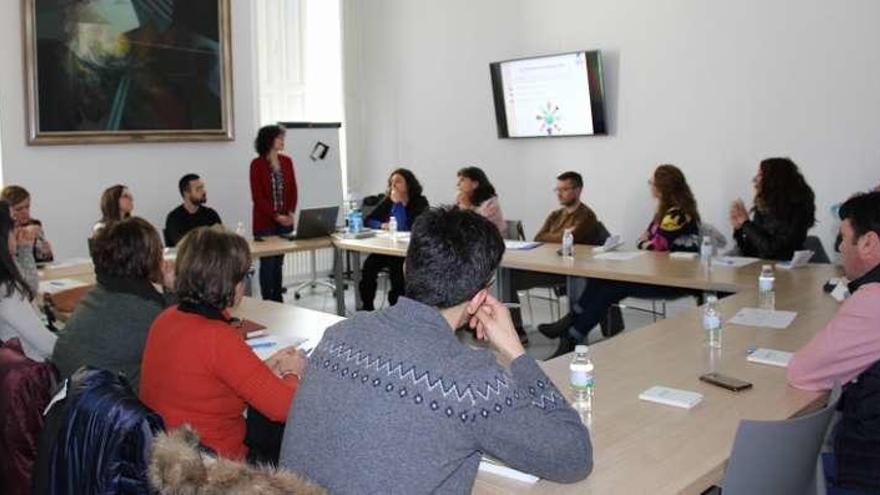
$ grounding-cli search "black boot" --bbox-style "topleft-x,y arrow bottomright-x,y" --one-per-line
548,336 -> 576,359
599,305 -> 625,337
538,313 -> 573,339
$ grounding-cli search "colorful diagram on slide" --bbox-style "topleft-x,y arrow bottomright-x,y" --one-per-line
536,102 -> 562,135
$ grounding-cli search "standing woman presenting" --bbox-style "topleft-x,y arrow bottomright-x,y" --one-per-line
250,125 -> 298,302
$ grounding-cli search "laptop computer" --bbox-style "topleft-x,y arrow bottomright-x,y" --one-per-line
281,206 -> 339,240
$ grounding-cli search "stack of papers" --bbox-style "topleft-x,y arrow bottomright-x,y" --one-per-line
639,386 -> 703,409
747,348 -> 794,367
728,308 -> 798,329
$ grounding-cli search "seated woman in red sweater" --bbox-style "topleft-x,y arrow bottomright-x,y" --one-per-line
140,226 -> 307,461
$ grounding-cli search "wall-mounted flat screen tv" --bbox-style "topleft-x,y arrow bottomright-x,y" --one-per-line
490,51 -> 606,138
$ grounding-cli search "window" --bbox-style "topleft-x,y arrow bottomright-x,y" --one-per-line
253,0 -> 346,186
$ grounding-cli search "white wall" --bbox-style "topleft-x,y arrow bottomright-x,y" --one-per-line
343,0 -> 880,254
0,2 -> 260,259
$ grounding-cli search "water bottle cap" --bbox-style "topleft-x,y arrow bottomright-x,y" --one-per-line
574,345 -> 589,354
762,264 -> 773,270
703,235 -> 711,242
706,294 -> 718,302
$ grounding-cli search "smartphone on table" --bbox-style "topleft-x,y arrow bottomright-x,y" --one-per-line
699,372 -> 753,392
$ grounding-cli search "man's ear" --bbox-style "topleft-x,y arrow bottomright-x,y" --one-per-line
861,231 -> 880,254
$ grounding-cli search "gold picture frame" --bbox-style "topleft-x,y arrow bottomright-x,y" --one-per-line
23,0 -> 234,145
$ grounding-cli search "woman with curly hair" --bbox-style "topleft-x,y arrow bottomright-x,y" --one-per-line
729,157 -> 816,260
359,168 -> 429,310
250,125 -> 298,302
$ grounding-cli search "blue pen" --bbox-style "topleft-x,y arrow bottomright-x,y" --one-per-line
249,342 -> 277,350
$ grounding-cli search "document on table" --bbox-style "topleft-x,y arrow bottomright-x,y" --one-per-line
747,348 -> 794,367
777,250 -> 814,270
378,231 -> 411,242
479,456 -> 539,483
712,256 -> 760,268
503,240 -> 542,250
248,334 -> 308,360
728,308 -> 798,329
39,278 -> 90,295
594,251 -> 644,261
46,257 -> 93,269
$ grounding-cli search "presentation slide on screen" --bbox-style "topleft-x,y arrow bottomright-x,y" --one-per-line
501,52 -> 593,137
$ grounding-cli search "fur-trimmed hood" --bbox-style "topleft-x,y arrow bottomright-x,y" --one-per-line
149,427 -> 325,494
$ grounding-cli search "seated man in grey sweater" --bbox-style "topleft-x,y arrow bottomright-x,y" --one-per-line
280,206 -> 593,493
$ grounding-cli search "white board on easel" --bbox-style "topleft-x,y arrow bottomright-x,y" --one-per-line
279,122 -> 344,225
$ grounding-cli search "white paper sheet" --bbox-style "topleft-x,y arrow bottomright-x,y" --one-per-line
503,240 -> 542,250
479,457 -> 539,483
777,250 -> 814,270
248,334 -> 308,360
712,256 -> 760,268
38,278 -> 90,295
728,307 -> 797,329
46,257 -> 93,269
594,251 -> 644,261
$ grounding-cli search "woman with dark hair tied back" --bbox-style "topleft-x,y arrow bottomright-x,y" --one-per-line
91,184 -> 134,235
456,166 -> 506,232
542,164 -> 703,358
52,217 -> 174,391
140,226 -> 306,462
250,125 -> 298,302
359,168 -> 429,310
0,200 -> 57,362
729,157 -> 816,260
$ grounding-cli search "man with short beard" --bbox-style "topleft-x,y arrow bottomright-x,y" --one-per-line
164,174 -> 223,247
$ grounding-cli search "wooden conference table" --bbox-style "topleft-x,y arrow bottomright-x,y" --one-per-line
333,235 -> 842,494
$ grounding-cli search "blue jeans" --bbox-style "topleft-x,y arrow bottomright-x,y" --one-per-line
255,226 -> 293,302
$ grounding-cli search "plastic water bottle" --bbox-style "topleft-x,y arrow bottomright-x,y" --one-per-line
700,235 -> 713,271
348,208 -> 363,234
388,216 -> 398,240
702,293 -> 722,349
562,228 -> 575,257
758,264 -> 776,310
570,345 -> 594,413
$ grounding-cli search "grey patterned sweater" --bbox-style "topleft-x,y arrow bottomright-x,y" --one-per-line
280,297 -> 592,494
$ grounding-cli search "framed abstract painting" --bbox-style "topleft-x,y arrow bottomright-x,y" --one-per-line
23,0 -> 234,145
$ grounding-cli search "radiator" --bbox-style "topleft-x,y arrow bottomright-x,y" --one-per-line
281,248 -> 335,284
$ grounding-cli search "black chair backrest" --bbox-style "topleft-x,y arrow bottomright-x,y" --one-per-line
803,236 -> 830,264
594,221 -> 611,246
